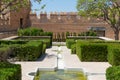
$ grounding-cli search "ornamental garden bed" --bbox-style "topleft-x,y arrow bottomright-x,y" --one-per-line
66,39 -> 120,80
0,40 -> 45,61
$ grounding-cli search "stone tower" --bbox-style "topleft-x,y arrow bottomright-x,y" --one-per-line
0,0 -> 31,32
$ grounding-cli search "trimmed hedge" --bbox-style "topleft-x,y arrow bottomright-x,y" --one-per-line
18,28 -> 43,36
81,44 -> 107,61
75,40 -> 120,63
66,39 -> 76,49
76,40 -> 89,61
11,41 -> 43,61
0,47 -> 11,61
0,40 -> 45,61
18,28 -> 53,47
0,40 -> 28,45
71,44 -> 76,54
42,44 -> 47,54
40,39 -> 51,48
0,62 -> 21,80
76,40 -> 108,62
108,46 -> 120,66
90,41 -> 120,65
106,66 -> 120,80
78,31 -> 97,36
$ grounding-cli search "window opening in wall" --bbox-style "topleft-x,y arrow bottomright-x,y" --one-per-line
20,18 -> 23,29
88,27 -> 106,37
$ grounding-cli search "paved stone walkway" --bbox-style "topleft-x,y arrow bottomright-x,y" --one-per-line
60,46 -> 111,80
15,46 -> 58,80
15,45 -> 111,80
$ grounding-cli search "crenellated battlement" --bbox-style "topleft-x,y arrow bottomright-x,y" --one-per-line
30,12 -> 105,24
29,12 -> 82,23
30,12 -> 78,18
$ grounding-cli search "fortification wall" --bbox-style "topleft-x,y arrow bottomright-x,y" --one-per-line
29,12 -> 115,39
0,1 -> 30,32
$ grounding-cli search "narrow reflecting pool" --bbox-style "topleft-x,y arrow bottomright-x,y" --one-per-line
34,70 -> 87,80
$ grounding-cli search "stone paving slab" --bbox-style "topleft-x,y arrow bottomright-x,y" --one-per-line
88,75 -> 106,80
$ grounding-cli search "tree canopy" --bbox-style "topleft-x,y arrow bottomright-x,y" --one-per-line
0,0 -> 43,16
77,0 -> 120,40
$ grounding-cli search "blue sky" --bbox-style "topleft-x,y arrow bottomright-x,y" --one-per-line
31,0 -> 77,14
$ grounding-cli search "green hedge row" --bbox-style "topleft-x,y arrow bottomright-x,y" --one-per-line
11,41 -> 43,61
66,39 -> 120,79
108,44 -> 120,66
0,47 -> 11,61
81,44 -> 107,61
89,41 -> 120,65
71,44 -> 76,54
0,40 -> 28,45
18,28 -> 43,36
78,30 -> 97,36
106,43 -> 120,80
40,39 -> 51,48
66,39 -> 76,49
71,40 -> 120,63
18,28 -> 53,47
0,40 -> 45,61
106,66 -> 120,80
0,62 -> 21,80
17,27 -> 53,39
76,40 -> 108,62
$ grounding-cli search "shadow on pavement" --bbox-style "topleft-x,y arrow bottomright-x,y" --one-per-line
36,53 -> 57,61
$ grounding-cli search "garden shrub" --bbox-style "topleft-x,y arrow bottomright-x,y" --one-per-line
40,39 -> 51,48
81,44 -> 107,61
76,40 -> 120,62
76,40 -> 108,61
66,39 -> 76,49
42,44 -> 46,54
66,32 -> 70,38
17,28 -> 53,47
78,30 -> 97,36
108,44 -> 120,66
76,40 -> 89,61
0,62 -> 21,80
18,27 -> 53,37
0,47 -> 11,61
106,66 -> 120,80
18,28 -> 43,36
71,44 -> 76,54
0,40 -> 45,61
11,41 -> 43,61
0,40 -> 28,45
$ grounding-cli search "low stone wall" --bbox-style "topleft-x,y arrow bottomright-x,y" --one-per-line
0,32 -> 17,39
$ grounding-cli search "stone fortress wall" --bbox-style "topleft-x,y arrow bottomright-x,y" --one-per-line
30,12 -> 114,39
0,8 -> 116,39
0,0 -> 120,39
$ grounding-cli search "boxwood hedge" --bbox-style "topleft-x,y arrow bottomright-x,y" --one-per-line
76,41 -> 108,61
0,47 -> 11,61
71,44 -> 76,54
106,66 -> 120,80
66,39 -> 76,49
0,62 -> 21,80
11,41 -> 43,61
0,40 -> 45,61
17,28 -> 53,47
108,45 -> 120,66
